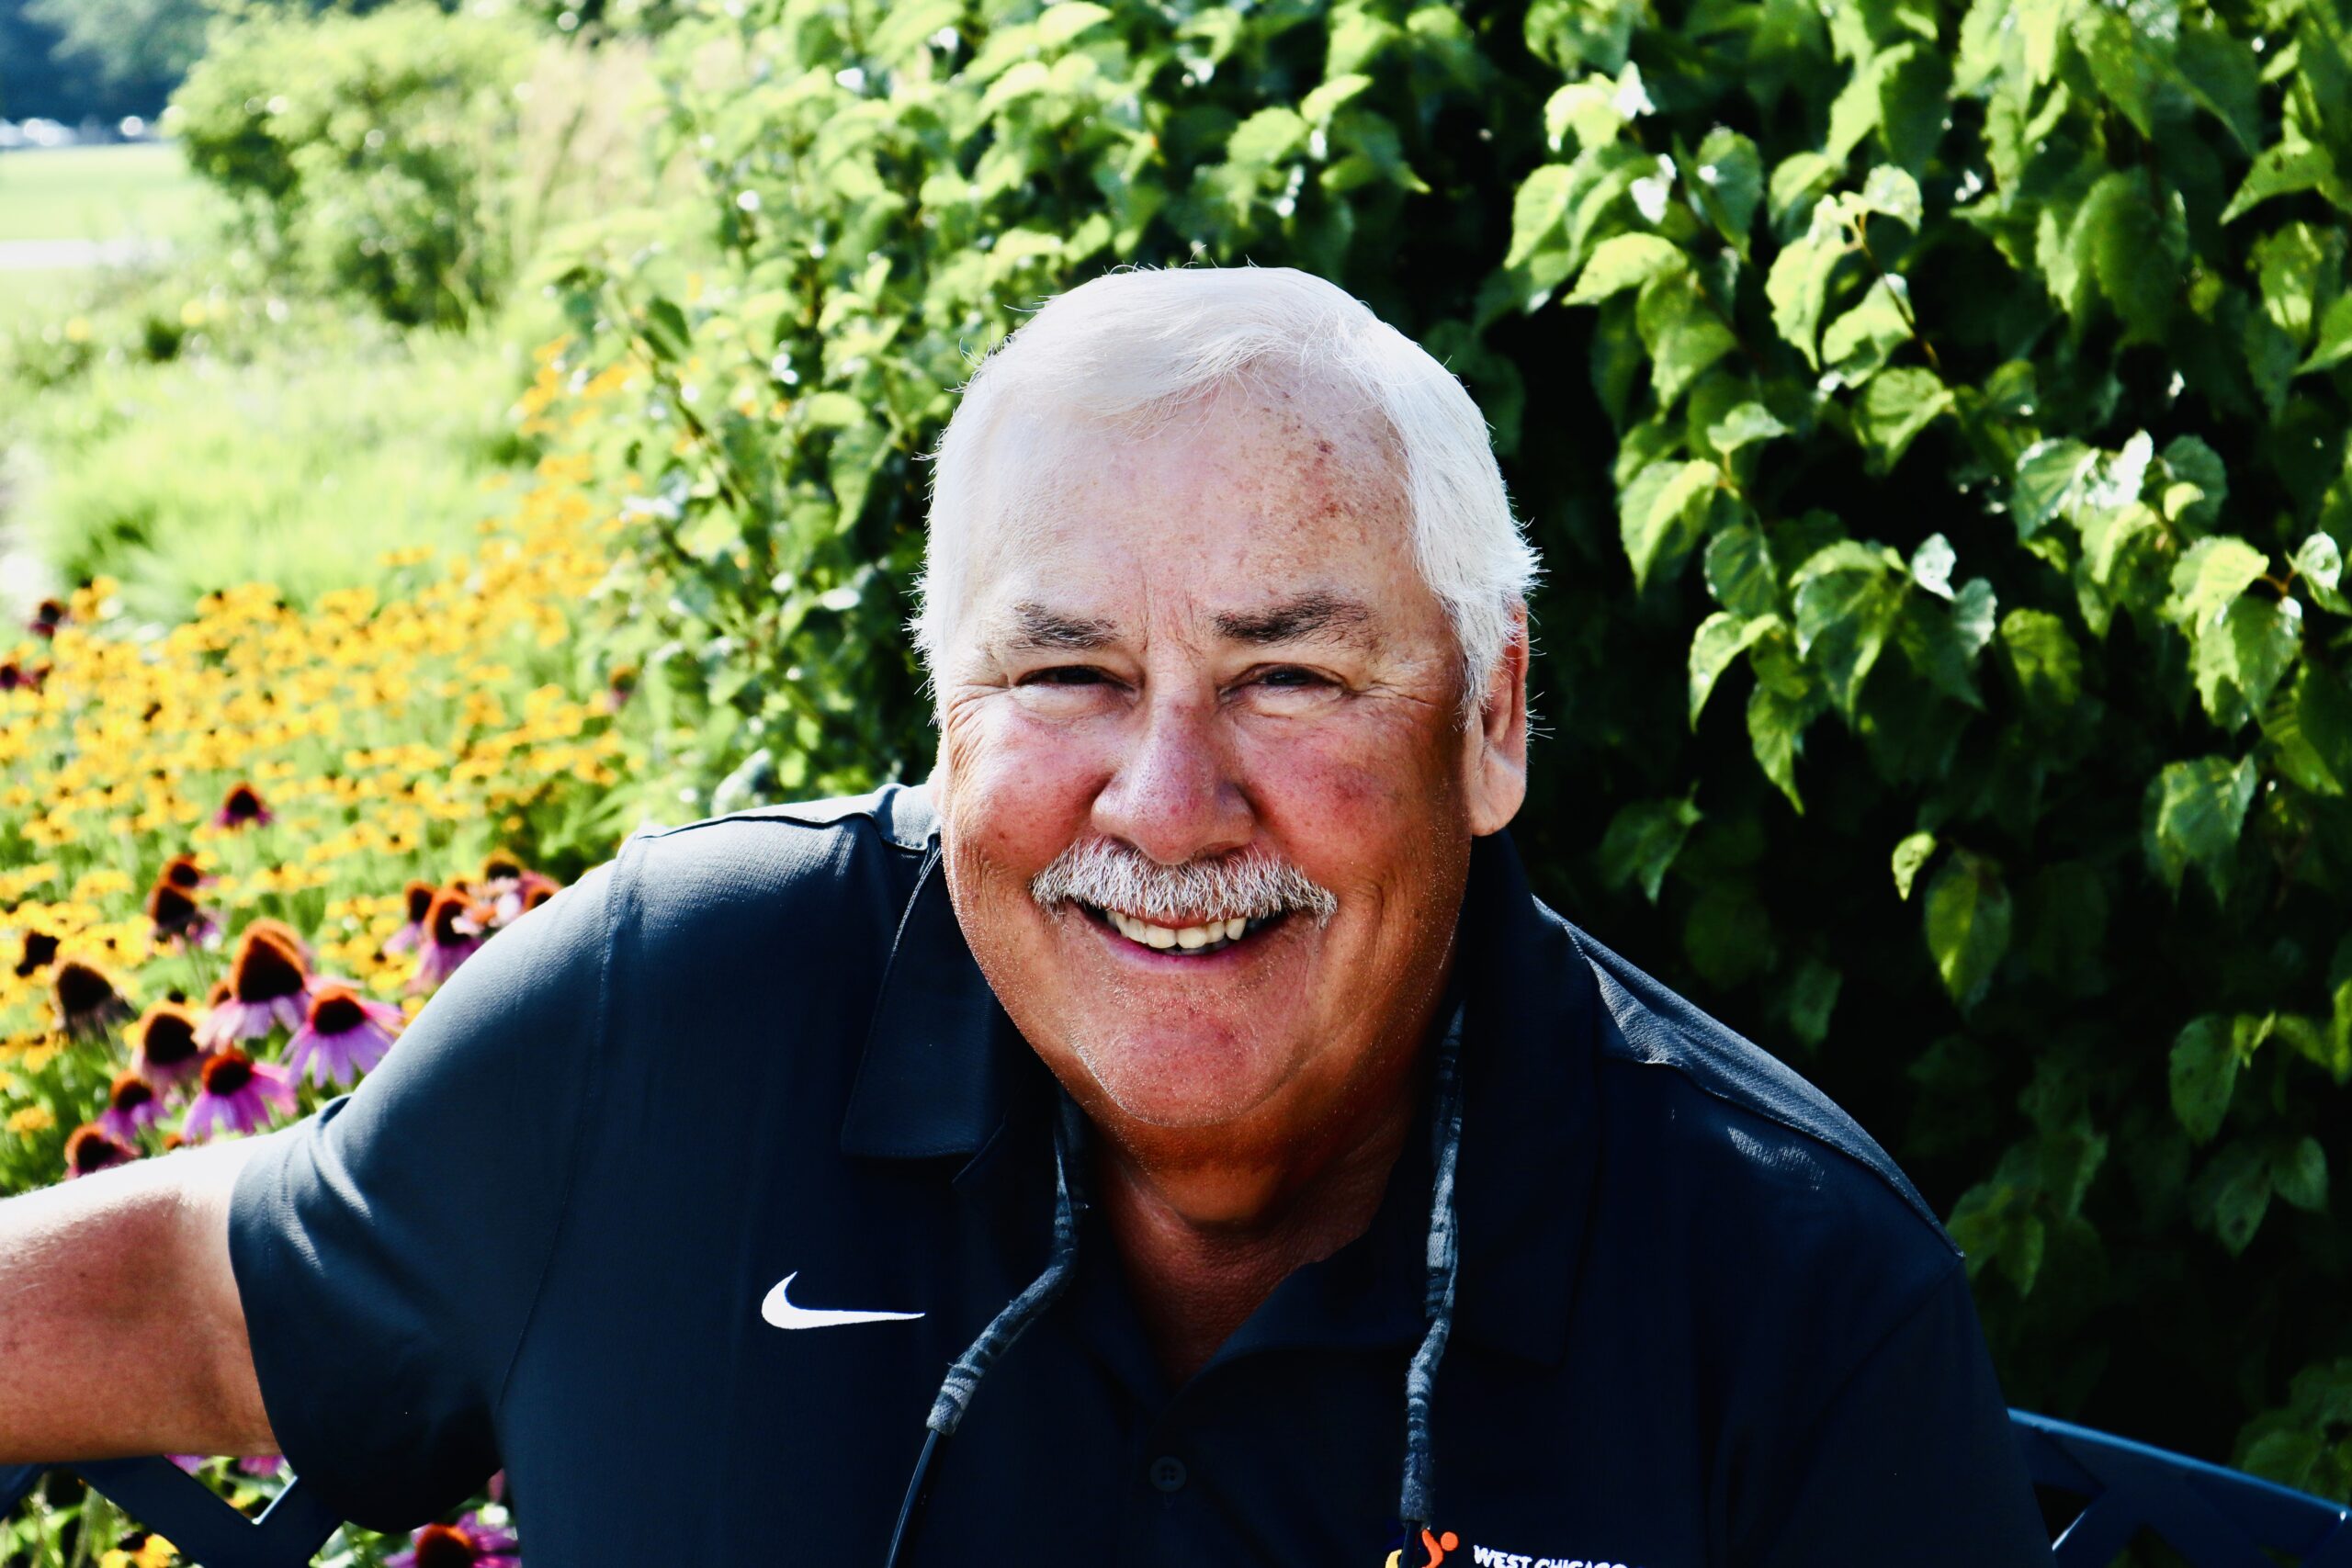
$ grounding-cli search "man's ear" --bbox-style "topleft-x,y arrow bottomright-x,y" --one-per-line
1465,608 -> 1530,837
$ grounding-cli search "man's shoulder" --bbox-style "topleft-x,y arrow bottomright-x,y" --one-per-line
612,783 -> 935,910
1567,919 -> 1959,1269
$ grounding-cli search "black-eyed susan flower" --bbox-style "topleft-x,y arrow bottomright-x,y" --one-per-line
284,985 -> 403,1088
54,960 -> 134,1040
212,781 -> 273,829
385,879 -> 437,953
197,929 -> 314,1047
411,889 -> 488,992
385,1513 -> 518,1568
182,1048 -> 295,1142
28,597 -> 63,638
145,877 -> 219,948
0,657 -> 40,693
12,929 -> 58,977
63,1123 -> 138,1179
159,853 -> 210,891
132,1003 -> 209,1089
99,1070 -> 164,1142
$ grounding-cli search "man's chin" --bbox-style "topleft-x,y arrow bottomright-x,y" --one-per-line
1065,1023 -> 1296,1133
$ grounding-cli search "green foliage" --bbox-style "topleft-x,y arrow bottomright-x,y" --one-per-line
168,4 -> 540,326
537,0 -> 2352,1481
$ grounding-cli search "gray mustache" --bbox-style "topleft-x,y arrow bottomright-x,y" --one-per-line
1029,839 -> 1339,926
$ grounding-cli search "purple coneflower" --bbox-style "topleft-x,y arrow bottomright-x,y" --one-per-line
386,1513 -> 519,1568
28,597 -> 63,639
601,663 -> 637,714
63,1123 -> 137,1179
132,1003 -> 209,1088
54,960 -> 133,1040
385,880 -> 437,953
284,985 -> 403,1087
99,1070 -> 164,1142
197,929 -> 312,1046
0,658 -> 40,693
146,877 -> 219,948
410,890 -> 487,992
492,870 -> 560,927
160,853 -> 210,891
12,929 -> 58,978
214,781 -> 273,829
182,1048 -> 296,1141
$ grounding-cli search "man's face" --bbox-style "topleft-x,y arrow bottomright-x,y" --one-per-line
932,377 -> 1525,1145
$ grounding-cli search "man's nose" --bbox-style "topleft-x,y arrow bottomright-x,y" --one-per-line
1091,687 -> 1253,865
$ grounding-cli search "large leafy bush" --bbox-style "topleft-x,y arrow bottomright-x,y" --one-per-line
548,0 -> 2352,1489
170,3 -> 543,326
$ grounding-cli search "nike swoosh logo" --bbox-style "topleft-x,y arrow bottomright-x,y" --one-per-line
760,1272 -> 925,1330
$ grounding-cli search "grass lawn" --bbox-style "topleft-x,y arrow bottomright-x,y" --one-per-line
0,142 -> 220,244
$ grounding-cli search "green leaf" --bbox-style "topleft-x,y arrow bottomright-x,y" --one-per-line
2073,6 -> 2158,139
1619,459 -> 1716,590
1747,642 -> 1828,812
1852,164 -> 1923,229
1300,72 -> 1374,127
1766,202 -> 1847,368
2170,1014 -> 2244,1145
798,391 -> 867,428
2145,754 -> 2262,897
2295,536 -> 2352,615
2273,1137 -> 2330,1213
1689,610 -> 1781,727
1599,794 -> 1703,902
1035,1 -> 1114,48
1892,830 -> 1938,899
2080,171 -> 2183,338
1683,883 -> 1777,989
2223,140 -> 2344,224
1227,107 -> 1308,167
2266,663 -> 2352,795
1852,367 -> 1951,473
2168,536 -> 2271,627
1909,534 -> 1957,599
1542,75 -> 1624,153
2174,21 -> 2262,152
1793,548 -> 1906,714
1783,958 -> 1842,1047
1705,402 -> 1790,457
1505,164 -> 1577,270
2192,597 -> 2305,730
1704,525 -> 1781,620
2202,1141 -> 2275,1255
1923,850 -> 2012,1011
1566,232 -> 1688,306
1636,273 -> 1738,410
1690,127 -> 1763,248
2012,439 -> 2098,538
1821,278 -> 1914,381
2301,295 -> 2352,377
640,296 -> 692,362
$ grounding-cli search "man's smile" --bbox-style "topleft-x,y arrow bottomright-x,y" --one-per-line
1072,901 -> 1291,956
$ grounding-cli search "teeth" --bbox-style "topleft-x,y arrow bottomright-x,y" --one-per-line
1101,907 -> 1261,952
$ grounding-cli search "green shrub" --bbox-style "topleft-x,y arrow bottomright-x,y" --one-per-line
169,2 -> 539,326
548,0 -> 2352,1483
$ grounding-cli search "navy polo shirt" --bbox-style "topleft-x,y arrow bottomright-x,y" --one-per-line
228,784 -> 2052,1565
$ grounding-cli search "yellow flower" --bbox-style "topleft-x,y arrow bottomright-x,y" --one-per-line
7,1104 -> 55,1135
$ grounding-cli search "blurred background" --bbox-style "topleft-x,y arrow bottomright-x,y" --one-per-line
3,0 -> 2349,1562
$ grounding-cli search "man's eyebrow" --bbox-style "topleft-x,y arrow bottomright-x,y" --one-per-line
1000,603 -> 1121,651
1212,592 -> 1376,647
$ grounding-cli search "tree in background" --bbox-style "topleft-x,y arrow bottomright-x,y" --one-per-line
23,0 -> 209,96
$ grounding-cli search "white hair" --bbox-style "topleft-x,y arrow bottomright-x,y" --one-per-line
911,265 -> 1539,708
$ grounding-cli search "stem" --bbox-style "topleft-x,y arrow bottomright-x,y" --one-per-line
1852,213 -> 1944,376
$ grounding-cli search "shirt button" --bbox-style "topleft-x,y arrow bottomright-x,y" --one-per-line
1148,1455 -> 1188,1493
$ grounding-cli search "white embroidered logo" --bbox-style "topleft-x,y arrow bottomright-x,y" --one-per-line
760,1272 -> 925,1330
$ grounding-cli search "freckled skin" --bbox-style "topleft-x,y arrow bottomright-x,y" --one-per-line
932,375 -> 1529,1381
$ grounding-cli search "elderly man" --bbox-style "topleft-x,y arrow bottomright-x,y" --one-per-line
1,268 -> 2050,1565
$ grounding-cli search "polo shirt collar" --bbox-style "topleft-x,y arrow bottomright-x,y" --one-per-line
836,797 -> 1600,1368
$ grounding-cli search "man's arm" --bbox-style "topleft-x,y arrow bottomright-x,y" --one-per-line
0,1135 -> 277,1464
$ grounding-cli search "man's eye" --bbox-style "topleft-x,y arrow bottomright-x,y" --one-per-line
1255,667 -> 1330,689
1020,667 -> 1109,687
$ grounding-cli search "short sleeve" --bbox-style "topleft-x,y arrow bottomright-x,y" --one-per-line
1747,1260 -> 2053,1566
227,853 -> 623,1531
